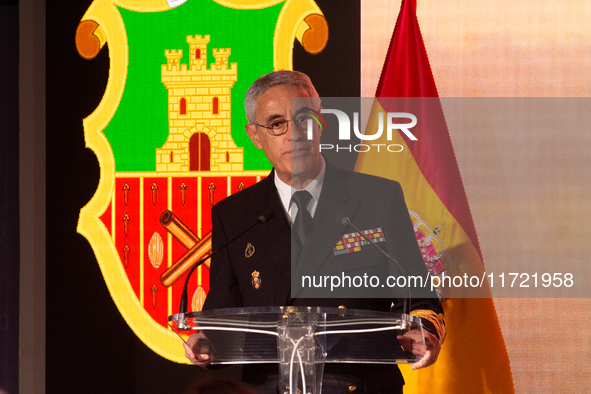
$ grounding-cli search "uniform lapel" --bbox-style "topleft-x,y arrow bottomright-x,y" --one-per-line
240,172 -> 293,304
264,178 -> 294,305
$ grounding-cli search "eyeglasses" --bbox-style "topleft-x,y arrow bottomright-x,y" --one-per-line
254,113 -> 315,136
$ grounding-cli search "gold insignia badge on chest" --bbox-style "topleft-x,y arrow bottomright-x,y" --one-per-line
245,242 -> 255,258
251,270 -> 261,289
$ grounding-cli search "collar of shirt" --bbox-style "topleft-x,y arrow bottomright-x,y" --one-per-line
274,157 -> 326,223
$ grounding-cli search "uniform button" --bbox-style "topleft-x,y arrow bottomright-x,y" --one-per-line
338,305 -> 346,309
348,385 -> 357,392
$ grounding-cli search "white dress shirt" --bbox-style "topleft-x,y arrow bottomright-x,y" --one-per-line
274,157 -> 326,224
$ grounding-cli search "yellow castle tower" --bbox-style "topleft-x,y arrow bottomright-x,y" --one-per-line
157,35 -> 243,172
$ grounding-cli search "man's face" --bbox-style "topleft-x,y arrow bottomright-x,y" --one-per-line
245,85 -> 322,188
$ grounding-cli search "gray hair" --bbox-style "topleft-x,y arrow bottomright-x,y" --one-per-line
244,70 -> 320,124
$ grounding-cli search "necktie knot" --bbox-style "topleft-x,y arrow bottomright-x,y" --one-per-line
292,190 -> 313,211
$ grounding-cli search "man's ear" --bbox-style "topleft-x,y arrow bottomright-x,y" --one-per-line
245,124 -> 263,150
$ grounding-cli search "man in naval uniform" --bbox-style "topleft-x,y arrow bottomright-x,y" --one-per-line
184,70 -> 445,393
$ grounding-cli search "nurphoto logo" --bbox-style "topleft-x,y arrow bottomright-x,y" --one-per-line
306,107 -> 418,153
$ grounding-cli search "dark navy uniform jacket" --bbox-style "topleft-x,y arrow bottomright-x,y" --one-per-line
204,161 -> 443,393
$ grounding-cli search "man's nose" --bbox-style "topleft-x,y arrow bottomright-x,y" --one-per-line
290,119 -> 305,140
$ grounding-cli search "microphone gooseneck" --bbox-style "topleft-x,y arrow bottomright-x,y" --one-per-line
339,214 -> 411,316
179,211 -> 275,315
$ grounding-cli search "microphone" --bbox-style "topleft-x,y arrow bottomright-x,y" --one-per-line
178,211 -> 275,316
336,212 -> 411,317
255,211 -> 275,224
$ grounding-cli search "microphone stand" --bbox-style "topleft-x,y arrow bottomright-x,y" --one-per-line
179,211 -> 275,316
340,216 -> 411,324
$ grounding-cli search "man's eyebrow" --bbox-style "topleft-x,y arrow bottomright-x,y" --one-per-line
264,114 -> 285,123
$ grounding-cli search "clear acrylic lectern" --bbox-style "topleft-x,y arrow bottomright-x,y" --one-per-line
169,306 -> 425,394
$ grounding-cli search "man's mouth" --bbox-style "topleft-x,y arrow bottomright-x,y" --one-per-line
289,144 -> 312,156
289,148 -> 311,158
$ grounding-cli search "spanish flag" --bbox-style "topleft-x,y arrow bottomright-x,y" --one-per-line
355,1 -> 515,392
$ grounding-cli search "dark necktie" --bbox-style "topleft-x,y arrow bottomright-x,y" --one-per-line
291,190 -> 314,246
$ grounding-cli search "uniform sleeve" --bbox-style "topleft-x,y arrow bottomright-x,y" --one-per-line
384,181 -> 446,341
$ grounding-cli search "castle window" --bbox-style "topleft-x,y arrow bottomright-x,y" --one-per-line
195,48 -> 201,59
212,97 -> 219,115
226,151 -> 229,162
180,98 -> 186,115
170,151 -> 173,163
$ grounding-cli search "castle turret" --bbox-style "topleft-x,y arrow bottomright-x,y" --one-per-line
211,48 -> 231,70
187,35 -> 210,71
164,49 -> 183,71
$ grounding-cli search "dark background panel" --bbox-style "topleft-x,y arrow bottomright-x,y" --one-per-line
0,3 -> 20,394
46,1 -> 360,393
294,0 -> 361,97
46,1 -> 137,392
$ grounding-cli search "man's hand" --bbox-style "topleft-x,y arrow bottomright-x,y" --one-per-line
183,332 -> 214,367
397,329 -> 441,370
